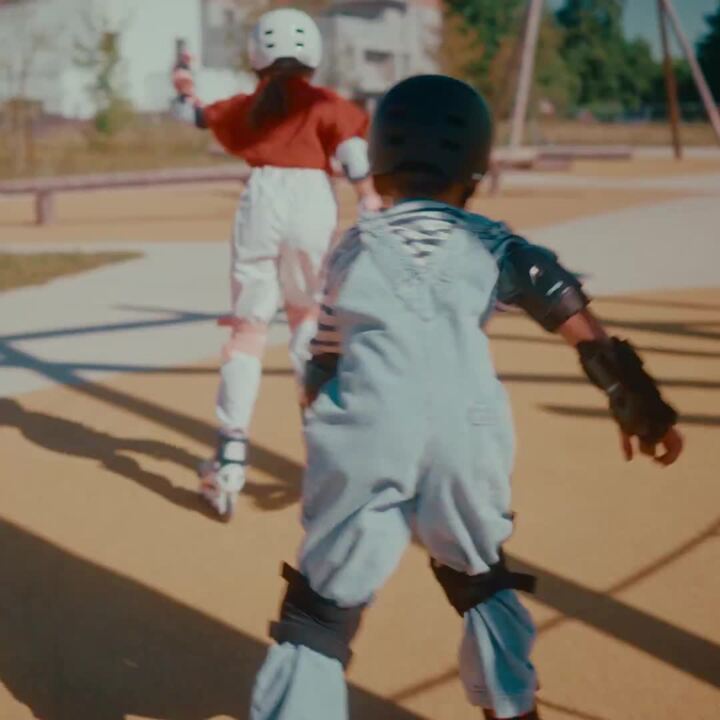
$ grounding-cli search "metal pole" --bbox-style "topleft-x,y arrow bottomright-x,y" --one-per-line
509,0 -> 544,151
657,0 -> 682,159
498,2 -> 530,123
660,0 -> 720,144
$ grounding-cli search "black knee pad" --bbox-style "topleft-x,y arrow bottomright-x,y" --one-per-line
269,563 -> 365,668
431,551 -> 536,616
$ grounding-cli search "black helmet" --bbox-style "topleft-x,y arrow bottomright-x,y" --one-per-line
369,75 -> 493,183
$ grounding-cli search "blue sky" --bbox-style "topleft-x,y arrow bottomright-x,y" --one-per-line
547,0 -> 718,56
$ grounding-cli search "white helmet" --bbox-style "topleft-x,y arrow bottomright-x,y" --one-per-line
248,8 -> 322,72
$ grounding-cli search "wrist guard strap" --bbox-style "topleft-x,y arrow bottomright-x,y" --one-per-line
577,338 -> 677,444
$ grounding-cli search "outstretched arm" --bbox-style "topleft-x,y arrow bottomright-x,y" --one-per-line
334,137 -> 382,212
556,309 -> 682,465
498,242 -> 682,466
171,66 -> 207,128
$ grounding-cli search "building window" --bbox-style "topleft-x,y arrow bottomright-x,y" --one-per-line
364,49 -> 396,84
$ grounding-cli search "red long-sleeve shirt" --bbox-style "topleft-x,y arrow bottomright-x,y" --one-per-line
203,76 -> 369,175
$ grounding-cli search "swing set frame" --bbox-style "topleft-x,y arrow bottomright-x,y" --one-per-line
507,0 -> 720,159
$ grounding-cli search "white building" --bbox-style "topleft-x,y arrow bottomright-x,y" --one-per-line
0,0 -> 441,119
317,0 -> 442,105
0,0 -> 254,119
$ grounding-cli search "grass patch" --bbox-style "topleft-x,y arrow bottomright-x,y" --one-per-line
0,251 -> 142,291
524,119 -> 716,147
0,121 -> 231,180
0,117 -> 715,181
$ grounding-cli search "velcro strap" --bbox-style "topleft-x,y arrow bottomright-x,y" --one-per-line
269,620 -> 353,667
431,555 -> 537,617
269,564 -> 364,668
578,338 -> 677,444
216,435 -> 247,465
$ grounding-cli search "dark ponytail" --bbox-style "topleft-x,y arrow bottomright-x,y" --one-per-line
248,59 -> 313,129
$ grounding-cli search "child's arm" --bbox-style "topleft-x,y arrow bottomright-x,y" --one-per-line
498,240 -> 682,466
334,137 -> 382,211
556,309 -> 682,465
322,96 -> 382,211
171,67 -> 207,128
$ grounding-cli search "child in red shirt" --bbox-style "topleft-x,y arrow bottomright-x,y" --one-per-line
173,8 -> 380,519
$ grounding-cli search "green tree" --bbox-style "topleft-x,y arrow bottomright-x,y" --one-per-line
443,0 -> 525,102
556,0 -> 627,109
647,58 -> 703,118
556,0 -> 660,115
0,4 -> 55,174
697,1 -> 720,99
442,1 -> 577,115
73,9 -> 133,136
533,11 -> 581,115
617,37 -> 658,112
436,10 -> 482,82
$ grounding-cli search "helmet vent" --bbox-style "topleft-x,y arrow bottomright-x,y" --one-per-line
296,42 -> 305,47
264,29 -> 274,35
266,42 -> 276,48
295,27 -> 305,33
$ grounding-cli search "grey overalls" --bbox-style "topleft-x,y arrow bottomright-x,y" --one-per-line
252,202 -> 538,719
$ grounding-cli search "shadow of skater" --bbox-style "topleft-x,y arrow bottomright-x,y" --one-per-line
0,398 -> 212,517
0,517 -> 423,720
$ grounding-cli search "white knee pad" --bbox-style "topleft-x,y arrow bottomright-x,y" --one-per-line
335,137 -> 370,181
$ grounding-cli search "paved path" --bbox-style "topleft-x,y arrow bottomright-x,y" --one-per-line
530,195 -> 720,295
505,171 -> 720,193
1,180 -> 719,720
0,243 -> 284,397
2,188 -> 720,398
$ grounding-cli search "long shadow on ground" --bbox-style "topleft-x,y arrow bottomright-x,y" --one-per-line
0,517 -> 423,720
3,304 -> 719,706
4,359 -> 719,688
544,404 -> 720,428
0,398 -> 211,517
0,343 -> 302,513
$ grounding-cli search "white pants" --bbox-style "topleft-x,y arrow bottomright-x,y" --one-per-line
216,167 -> 338,436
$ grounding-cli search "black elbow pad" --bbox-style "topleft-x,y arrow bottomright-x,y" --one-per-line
502,244 -> 589,331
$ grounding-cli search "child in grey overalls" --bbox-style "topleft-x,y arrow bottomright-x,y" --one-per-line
250,75 -> 683,720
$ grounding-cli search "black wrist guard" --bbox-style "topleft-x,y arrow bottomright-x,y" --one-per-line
577,338 -> 677,444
